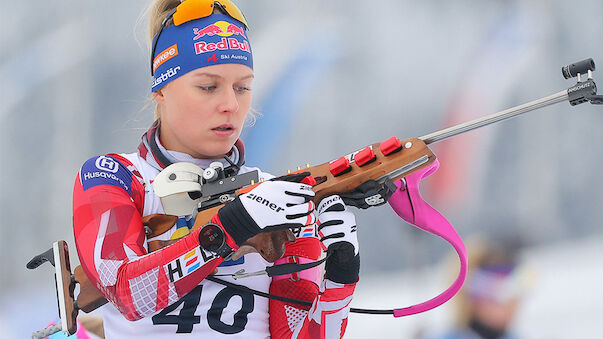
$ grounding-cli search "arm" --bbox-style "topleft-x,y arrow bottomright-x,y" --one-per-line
270,195 -> 359,339
74,155 -> 316,321
73,155 -> 228,321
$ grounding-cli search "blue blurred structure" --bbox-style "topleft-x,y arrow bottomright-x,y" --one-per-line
242,30 -> 339,168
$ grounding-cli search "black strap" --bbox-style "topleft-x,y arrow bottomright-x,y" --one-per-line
206,276 -> 312,306
212,254 -> 329,279
148,127 -> 173,169
207,271 -> 394,315
265,256 -> 327,277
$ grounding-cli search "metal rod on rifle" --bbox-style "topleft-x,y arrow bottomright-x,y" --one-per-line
31,322 -> 62,339
419,89 -> 569,145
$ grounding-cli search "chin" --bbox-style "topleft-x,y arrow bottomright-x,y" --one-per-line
197,142 -> 236,158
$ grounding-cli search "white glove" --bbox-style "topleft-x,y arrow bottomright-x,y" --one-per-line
317,195 -> 358,255
218,181 -> 315,245
316,195 -> 360,284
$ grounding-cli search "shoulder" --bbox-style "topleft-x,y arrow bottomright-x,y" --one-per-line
78,153 -> 142,195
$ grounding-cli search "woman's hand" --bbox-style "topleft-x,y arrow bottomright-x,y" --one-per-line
217,180 -> 315,246
316,195 -> 360,284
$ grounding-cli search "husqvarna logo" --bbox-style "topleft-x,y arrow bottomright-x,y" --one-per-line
95,156 -> 119,173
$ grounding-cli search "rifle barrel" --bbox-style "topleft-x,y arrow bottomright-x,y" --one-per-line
419,89 -> 569,145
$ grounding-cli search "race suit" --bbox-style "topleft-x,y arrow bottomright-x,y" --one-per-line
72,128 -> 356,338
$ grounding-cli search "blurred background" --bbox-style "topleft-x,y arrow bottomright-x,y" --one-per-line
1,0 -> 602,338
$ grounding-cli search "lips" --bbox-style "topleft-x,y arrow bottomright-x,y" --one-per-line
211,124 -> 236,137
212,124 -> 234,131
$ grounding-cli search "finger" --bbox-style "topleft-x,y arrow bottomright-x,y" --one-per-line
285,190 -> 314,203
258,181 -> 313,205
320,232 -> 345,243
285,206 -> 316,227
270,171 -> 311,183
262,223 -> 307,233
287,212 -> 316,228
270,181 -> 314,195
284,183 -> 315,198
317,219 -> 343,232
317,195 -> 345,215
318,210 -> 355,226
286,201 -> 315,219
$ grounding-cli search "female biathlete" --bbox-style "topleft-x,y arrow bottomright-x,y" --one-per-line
72,0 -> 360,338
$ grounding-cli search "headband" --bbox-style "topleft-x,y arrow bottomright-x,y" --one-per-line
151,13 -> 253,92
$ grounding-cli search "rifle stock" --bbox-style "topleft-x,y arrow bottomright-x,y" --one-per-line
54,241 -> 78,335
308,137 -> 434,202
74,265 -> 107,313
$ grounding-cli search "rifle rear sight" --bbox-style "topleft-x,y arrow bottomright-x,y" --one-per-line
563,58 -> 603,105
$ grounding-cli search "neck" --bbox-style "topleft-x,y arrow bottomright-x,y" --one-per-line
157,127 -> 227,160
139,121 -> 243,173
156,130 -> 239,170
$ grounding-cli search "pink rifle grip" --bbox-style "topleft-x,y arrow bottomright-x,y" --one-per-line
387,159 -> 468,317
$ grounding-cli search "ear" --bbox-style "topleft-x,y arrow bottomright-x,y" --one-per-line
152,90 -> 165,105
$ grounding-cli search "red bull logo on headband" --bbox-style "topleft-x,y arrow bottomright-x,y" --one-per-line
193,20 -> 247,40
193,21 -> 250,55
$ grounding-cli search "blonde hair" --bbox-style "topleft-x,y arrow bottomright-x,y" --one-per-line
145,0 -> 259,125
147,0 -> 180,121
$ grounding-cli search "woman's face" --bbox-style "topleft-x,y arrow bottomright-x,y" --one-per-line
154,64 -> 253,158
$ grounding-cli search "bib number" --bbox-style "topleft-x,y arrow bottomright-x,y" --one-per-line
208,287 -> 254,334
152,285 -> 254,334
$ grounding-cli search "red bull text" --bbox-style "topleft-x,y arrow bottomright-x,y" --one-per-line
194,38 -> 250,54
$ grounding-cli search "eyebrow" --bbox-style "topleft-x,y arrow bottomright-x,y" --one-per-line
193,72 -> 254,80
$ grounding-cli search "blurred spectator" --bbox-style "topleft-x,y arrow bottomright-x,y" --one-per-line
39,316 -> 104,339
428,237 -> 533,339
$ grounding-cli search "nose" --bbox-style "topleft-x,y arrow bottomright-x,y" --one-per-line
218,87 -> 240,114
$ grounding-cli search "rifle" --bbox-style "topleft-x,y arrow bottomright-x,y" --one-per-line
28,58 -> 602,338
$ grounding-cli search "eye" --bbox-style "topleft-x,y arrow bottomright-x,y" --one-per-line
235,85 -> 251,93
199,85 -> 217,92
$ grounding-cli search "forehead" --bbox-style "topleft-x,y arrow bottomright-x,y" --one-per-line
187,64 -> 254,80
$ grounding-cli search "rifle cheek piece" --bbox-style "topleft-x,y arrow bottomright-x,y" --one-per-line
153,162 -> 204,216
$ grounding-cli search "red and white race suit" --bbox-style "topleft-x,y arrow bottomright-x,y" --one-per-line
73,142 -> 356,338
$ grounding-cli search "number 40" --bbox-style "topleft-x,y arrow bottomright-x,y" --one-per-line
152,285 -> 254,334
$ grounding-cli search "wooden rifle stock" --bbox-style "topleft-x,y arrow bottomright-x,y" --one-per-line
55,241 -> 78,335
308,137 -> 434,202
192,137 -> 434,227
